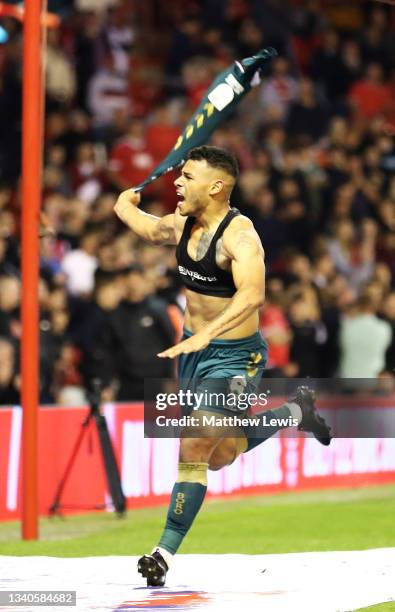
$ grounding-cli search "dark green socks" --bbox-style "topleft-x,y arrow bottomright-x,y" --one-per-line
158,462 -> 208,555
243,403 -> 302,451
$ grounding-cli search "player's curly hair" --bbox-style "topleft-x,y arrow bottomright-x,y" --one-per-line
187,145 -> 239,179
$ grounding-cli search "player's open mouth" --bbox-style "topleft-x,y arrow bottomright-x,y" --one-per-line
176,191 -> 185,206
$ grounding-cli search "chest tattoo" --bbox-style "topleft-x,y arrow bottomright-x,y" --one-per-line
215,237 -> 223,260
195,231 -> 214,260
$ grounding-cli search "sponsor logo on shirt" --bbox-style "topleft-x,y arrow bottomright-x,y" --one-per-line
178,265 -> 217,283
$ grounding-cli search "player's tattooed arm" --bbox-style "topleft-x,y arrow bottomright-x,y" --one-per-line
202,222 -> 265,338
154,215 -> 177,245
114,189 -> 182,245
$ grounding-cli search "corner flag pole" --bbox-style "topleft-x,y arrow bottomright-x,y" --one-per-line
21,0 -> 43,540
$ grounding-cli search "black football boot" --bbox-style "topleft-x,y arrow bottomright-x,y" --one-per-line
291,385 -> 332,446
137,549 -> 168,587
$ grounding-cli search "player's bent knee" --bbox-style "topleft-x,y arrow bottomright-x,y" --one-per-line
208,449 -> 236,470
208,436 -> 248,470
208,459 -> 227,471
179,437 -> 218,463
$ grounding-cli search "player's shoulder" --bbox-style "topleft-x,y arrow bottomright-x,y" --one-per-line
228,212 -> 255,232
223,211 -> 263,254
224,212 -> 258,242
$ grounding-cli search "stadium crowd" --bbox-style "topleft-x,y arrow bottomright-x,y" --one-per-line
0,0 -> 395,405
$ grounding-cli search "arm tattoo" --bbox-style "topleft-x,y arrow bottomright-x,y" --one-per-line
157,219 -> 174,243
235,232 -> 256,249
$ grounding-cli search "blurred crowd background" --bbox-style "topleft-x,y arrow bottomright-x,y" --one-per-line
0,0 -> 395,405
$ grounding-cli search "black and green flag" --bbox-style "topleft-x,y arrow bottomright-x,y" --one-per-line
135,47 -> 277,192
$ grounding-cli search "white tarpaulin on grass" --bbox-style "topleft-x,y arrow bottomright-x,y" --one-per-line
1,550 -> 394,611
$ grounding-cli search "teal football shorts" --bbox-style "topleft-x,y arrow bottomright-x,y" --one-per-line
178,328 -> 268,420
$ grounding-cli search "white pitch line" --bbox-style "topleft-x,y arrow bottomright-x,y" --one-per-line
0,550 -> 394,611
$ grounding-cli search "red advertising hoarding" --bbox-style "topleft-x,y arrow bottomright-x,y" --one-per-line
1,400 -> 395,521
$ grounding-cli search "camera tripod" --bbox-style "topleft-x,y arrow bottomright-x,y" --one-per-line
49,380 -> 126,517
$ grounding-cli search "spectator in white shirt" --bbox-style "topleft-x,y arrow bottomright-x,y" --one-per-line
260,56 -> 299,122
61,229 -> 101,296
87,54 -> 130,128
340,292 -> 392,378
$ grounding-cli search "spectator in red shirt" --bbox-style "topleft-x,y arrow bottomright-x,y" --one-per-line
146,102 -> 181,163
348,63 -> 392,120
182,57 -> 214,109
108,117 -> 156,192
259,278 -> 292,374
146,102 -> 182,211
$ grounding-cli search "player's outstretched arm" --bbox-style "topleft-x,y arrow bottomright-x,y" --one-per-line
114,189 -> 177,246
158,218 -> 265,358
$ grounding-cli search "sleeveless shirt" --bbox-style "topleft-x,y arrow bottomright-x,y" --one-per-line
175,207 -> 240,297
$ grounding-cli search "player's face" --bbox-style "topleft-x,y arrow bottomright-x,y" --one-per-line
174,159 -> 216,216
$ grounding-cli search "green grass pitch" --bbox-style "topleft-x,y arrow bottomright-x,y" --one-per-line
0,484 -> 394,611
